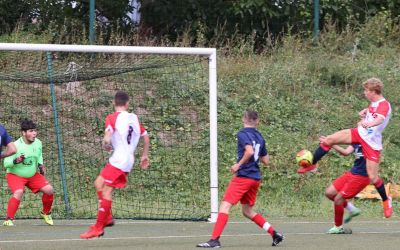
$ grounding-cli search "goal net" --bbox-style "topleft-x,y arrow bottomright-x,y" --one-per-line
0,44 -> 218,221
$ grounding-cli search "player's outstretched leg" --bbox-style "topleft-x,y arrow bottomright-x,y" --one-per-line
297,143 -> 331,174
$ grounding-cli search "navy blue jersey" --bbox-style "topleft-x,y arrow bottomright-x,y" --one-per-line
0,125 -> 13,154
350,144 -> 367,177
236,127 -> 268,180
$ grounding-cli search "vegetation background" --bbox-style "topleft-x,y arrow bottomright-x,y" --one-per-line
0,0 -> 399,219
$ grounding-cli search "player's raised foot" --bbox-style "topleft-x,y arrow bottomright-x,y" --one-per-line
80,225 -> 104,239
3,219 -> 14,227
326,226 -> 352,234
383,196 -> 393,218
344,207 -> 361,224
41,211 -> 54,226
297,164 -> 317,174
272,232 -> 284,246
196,239 -> 221,248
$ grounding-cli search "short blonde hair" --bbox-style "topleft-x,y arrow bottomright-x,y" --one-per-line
363,78 -> 383,94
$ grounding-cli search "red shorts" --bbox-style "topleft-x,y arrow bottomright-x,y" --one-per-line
350,128 -> 380,163
332,171 -> 370,199
223,176 -> 260,206
100,163 -> 128,188
6,173 -> 50,193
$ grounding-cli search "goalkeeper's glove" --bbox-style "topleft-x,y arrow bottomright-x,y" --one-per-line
38,164 -> 46,175
13,154 -> 25,164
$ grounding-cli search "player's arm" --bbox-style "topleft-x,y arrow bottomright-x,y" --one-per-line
0,141 -> 17,159
360,115 -> 384,128
331,145 -> 354,156
140,134 -> 150,169
359,108 -> 368,119
230,144 -> 253,173
37,141 -> 46,175
3,154 -> 16,168
102,130 -> 113,151
260,154 -> 270,166
3,146 -> 24,169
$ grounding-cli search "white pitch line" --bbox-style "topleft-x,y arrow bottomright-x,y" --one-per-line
30,219 -> 400,227
1,231 -> 400,244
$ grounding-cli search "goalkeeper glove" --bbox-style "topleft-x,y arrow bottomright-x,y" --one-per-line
38,164 -> 46,175
13,154 -> 25,164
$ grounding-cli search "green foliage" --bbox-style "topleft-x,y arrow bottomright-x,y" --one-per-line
217,30 -> 400,217
2,0 -> 400,52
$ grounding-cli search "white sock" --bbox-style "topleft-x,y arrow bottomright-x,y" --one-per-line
345,202 -> 356,213
263,222 -> 271,232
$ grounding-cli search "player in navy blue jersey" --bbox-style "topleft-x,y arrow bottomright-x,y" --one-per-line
0,124 -> 17,159
197,111 -> 284,248
323,144 -> 372,233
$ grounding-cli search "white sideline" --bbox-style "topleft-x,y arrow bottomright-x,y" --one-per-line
25,219 -> 400,226
1,231 -> 400,244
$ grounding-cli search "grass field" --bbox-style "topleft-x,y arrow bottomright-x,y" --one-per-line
1,217 -> 400,250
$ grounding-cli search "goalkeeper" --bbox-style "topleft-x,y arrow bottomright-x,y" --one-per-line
3,119 -> 54,226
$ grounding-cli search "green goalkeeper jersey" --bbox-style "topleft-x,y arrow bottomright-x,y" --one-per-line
4,137 -> 43,178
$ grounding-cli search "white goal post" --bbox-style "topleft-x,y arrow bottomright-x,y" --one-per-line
0,43 -> 219,222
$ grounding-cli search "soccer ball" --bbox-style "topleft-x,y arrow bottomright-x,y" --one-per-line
296,149 -> 313,167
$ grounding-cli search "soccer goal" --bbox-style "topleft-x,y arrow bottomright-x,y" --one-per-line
0,43 -> 218,222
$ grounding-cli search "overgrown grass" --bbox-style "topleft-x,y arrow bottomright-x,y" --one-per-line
217,30 -> 400,218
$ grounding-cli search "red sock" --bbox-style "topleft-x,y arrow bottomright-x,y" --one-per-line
94,199 -> 112,229
320,143 -> 331,151
7,197 -> 20,219
211,213 -> 229,240
334,204 -> 344,227
252,213 -> 275,236
97,191 -> 103,202
42,194 -> 54,215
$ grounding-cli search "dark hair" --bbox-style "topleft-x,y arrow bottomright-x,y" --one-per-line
114,91 -> 130,106
243,110 -> 259,122
21,119 -> 37,131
